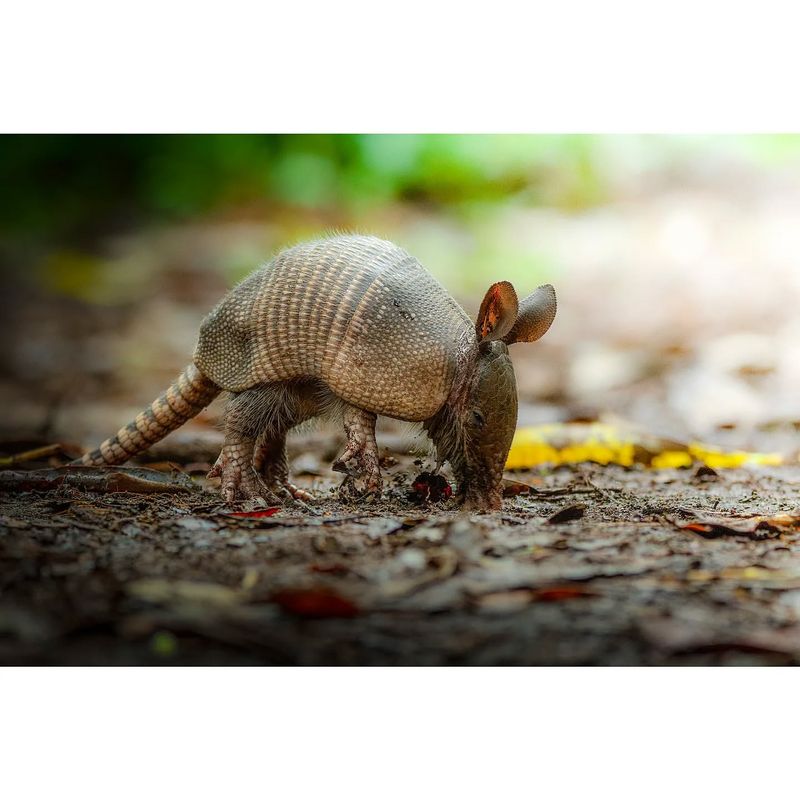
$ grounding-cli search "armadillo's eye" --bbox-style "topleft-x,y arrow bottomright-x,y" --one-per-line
471,409 -> 486,428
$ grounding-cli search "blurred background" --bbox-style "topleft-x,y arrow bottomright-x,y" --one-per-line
1,134 -> 799,457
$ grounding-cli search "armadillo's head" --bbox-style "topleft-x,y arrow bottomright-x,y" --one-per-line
458,339 -> 519,510
432,280 -> 557,512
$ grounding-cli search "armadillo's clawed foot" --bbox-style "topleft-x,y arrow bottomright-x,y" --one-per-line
221,465 -> 278,504
363,466 -> 383,496
336,475 -> 361,502
253,440 -> 314,505
212,443 -> 278,504
333,458 -> 383,500
336,472 -> 382,502
332,456 -> 360,479
333,406 -> 383,500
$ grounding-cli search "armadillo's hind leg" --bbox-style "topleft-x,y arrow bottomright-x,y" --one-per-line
251,379 -> 324,503
333,406 -> 382,499
211,391 -> 276,505
253,432 -> 314,504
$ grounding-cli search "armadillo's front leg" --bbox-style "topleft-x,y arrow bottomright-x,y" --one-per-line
253,432 -> 314,503
333,406 -> 382,498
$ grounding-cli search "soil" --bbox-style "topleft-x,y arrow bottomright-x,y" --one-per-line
3,440 -> 800,666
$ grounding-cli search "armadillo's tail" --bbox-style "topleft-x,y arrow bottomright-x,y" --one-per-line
76,364 -> 221,466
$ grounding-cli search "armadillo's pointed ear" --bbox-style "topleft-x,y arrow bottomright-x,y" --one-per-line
475,281 -> 518,342
503,284 -> 557,345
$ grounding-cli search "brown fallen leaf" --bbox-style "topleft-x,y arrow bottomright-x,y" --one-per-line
502,478 -> 600,499
693,465 -> 719,481
547,503 -> 586,524
0,466 -> 197,494
502,478 -> 536,497
271,588 -> 359,618
677,513 -> 800,540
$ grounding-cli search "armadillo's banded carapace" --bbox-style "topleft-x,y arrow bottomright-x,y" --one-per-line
193,235 -> 472,422
79,364 -> 220,466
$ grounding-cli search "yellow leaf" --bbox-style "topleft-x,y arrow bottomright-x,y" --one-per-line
505,423 -> 784,471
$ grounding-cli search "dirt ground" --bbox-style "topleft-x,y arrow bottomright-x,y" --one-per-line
3,433 -> 800,665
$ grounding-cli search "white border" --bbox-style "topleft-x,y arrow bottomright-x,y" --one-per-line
3,1 -> 800,132
3,667 -> 798,799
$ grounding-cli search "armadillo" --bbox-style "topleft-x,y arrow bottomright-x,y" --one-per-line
79,234 -> 556,510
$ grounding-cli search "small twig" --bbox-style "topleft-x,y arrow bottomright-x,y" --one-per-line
0,444 -> 63,468
580,474 -> 621,501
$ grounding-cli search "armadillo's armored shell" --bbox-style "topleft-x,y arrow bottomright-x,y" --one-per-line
194,235 -> 471,421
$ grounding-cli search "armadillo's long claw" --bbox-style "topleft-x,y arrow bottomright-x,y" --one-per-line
332,456 -> 360,478
214,438 -> 277,504
333,406 -> 383,498
252,432 -> 315,507
207,453 -> 224,479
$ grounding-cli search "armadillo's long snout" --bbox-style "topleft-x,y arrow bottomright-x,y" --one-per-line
458,458 -> 506,512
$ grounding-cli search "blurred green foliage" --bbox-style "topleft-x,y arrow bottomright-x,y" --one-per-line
3,134 -> 800,250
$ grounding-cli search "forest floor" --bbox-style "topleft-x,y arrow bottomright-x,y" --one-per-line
3,436 -> 800,666
3,179 -> 800,665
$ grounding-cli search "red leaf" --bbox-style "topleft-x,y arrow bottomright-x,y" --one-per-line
228,507 -> 281,518
271,588 -> 359,618
533,585 -> 594,602
682,523 -> 713,533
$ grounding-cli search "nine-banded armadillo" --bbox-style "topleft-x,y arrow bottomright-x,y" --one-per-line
79,234 -> 556,510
